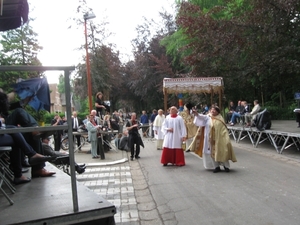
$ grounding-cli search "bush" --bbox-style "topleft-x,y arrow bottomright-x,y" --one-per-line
262,102 -> 296,120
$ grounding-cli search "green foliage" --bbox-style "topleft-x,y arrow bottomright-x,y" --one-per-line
263,101 -> 297,120
81,98 -> 89,114
25,106 -> 49,122
167,0 -> 300,111
57,74 -> 66,94
178,0 -> 225,11
0,19 -> 43,91
261,106 -> 291,121
161,28 -> 192,68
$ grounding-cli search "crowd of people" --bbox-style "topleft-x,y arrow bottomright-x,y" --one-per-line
0,89 -> 96,185
225,100 -> 262,127
46,96 -> 266,175
0,91 -> 58,184
76,98 -> 239,173
0,84 -> 243,188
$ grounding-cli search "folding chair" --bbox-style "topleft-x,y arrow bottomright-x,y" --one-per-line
0,146 -> 15,205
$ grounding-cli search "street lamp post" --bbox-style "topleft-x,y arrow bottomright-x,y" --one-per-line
84,12 -> 96,112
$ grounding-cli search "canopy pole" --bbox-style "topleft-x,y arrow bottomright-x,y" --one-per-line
164,91 -> 168,115
210,87 -> 213,106
219,89 -> 222,109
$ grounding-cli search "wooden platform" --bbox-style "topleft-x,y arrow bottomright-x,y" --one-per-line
227,120 -> 300,154
0,163 -> 116,225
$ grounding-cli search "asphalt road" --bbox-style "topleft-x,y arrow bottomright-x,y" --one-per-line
133,139 -> 300,225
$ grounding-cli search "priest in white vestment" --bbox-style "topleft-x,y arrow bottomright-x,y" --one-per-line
153,109 -> 165,150
193,106 -> 237,172
161,106 -> 186,166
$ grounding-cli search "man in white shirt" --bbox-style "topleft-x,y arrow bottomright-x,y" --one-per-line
72,111 -> 83,150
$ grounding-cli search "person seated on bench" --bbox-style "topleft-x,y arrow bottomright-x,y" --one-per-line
229,101 -> 250,126
245,100 -> 261,127
41,137 -> 86,174
226,101 -> 236,123
0,91 -> 56,178
0,126 -> 56,185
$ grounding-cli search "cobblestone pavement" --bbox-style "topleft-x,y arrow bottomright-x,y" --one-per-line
74,138 -> 155,225
77,163 -> 139,224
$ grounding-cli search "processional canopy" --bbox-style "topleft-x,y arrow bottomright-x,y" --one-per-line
163,77 -> 224,95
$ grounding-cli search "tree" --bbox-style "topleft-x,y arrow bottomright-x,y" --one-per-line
121,10 -> 184,112
0,19 -> 43,91
71,0 -> 124,112
167,0 -> 300,108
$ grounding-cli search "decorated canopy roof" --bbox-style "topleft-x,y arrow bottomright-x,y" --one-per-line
163,77 -> 224,95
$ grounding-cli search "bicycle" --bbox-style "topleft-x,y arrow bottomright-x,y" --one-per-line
60,130 -> 89,152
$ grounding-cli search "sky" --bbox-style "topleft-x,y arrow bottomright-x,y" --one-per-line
28,0 -> 175,83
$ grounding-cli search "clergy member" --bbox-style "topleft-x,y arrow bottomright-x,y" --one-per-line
180,103 -> 198,152
153,109 -> 165,150
192,106 -> 237,173
161,106 -> 186,166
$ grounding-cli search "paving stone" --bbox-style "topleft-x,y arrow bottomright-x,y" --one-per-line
74,137 -> 158,224
137,202 -> 157,211
139,209 -> 161,220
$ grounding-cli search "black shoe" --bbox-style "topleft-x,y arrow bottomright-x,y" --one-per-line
163,164 -> 167,166
75,165 -> 85,174
213,166 -> 221,173
14,177 -> 31,185
76,164 -> 86,170
135,156 -> 140,159
224,166 -> 230,172
78,164 -> 86,168
130,157 -> 134,161
186,149 -> 191,152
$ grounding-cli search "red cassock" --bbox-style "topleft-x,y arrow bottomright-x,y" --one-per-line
161,147 -> 185,166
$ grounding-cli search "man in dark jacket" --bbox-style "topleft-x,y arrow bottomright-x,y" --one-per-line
126,113 -> 141,160
42,137 -> 86,174
51,114 -> 64,151
71,111 -> 84,150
